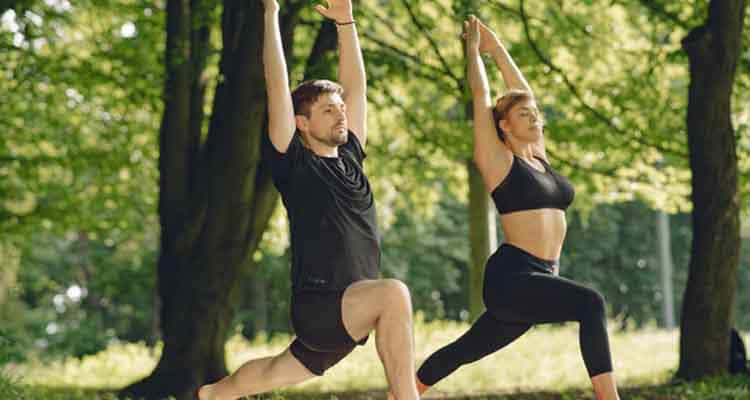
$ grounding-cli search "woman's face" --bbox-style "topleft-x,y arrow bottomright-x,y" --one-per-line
500,99 -> 543,143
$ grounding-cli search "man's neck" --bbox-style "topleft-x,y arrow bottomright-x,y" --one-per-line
301,134 -> 339,157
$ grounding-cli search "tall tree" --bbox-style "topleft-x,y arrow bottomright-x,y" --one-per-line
120,0 -> 341,397
677,0 -> 746,379
467,161 -> 496,318
121,1 -> 280,398
459,0 -> 498,321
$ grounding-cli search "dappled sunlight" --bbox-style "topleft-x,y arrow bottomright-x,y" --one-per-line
8,320 -> 690,396
7,342 -> 158,389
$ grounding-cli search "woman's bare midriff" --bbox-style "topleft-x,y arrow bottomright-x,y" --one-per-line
499,208 -> 567,261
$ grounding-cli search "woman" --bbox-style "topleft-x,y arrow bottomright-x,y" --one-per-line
414,16 -> 620,399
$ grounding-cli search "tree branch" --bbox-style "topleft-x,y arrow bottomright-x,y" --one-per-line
362,33 -> 460,92
362,3 -> 414,45
399,0 -> 462,88
519,0 -> 688,158
636,0 -> 691,30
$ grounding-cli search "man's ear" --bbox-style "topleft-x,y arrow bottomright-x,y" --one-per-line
295,114 -> 309,133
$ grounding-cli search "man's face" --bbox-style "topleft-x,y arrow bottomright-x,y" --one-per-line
298,92 -> 348,147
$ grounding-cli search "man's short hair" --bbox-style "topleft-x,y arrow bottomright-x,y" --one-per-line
291,80 -> 344,117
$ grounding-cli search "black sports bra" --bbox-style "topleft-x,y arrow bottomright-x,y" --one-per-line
491,155 -> 575,215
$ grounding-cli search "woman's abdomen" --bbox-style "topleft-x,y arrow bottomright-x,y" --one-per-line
499,209 -> 567,260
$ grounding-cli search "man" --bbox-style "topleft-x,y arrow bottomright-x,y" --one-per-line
198,1 -> 419,399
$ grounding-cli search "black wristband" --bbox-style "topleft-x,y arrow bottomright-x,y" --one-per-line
336,20 -> 355,26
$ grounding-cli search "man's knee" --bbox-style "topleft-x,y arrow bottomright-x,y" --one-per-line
380,278 -> 412,310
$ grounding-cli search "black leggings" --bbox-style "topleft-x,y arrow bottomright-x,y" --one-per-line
417,243 -> 613,386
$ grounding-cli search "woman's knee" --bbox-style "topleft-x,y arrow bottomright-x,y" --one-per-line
583,289 -> 607,321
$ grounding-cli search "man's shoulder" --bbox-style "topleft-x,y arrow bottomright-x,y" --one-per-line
340,131 -> 365,162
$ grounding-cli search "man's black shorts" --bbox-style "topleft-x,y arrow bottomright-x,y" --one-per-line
289,289 -> 369,375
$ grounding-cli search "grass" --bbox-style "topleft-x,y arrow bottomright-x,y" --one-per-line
3,317 -> 750,399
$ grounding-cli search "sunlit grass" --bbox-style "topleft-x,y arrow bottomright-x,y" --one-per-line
6,341 -> 159,390
5,317 -> 749,399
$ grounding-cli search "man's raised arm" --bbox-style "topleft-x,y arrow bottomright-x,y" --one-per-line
316,0 -> 367,146
264,0 -> 296,153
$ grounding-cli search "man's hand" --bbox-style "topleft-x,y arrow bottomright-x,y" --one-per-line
314,0 -> 354,23
262,0 -> 279,14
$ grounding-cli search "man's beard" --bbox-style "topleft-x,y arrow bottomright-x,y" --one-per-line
325,127 -> 348,146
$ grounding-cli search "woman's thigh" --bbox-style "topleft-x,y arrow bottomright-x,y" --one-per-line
485,272 -> 603,324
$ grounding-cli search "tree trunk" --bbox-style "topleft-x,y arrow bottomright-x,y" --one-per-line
121,0 -> 341,397
121,1 -> 279,399
677,0 -> 746,380
0,242 -> 19,306
304,20 -> 337,80
467,160 -> 496,320
656,211 -> 675,329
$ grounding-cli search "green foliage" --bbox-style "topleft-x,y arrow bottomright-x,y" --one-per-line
13,232 -> 158,359
380,186 -> 468,320
354,0 -> 750,214
1,1 -> 162,239
563,201 -> 691,328
0,325 -> 27,364
0,242 -> 19,303
235,251 -> 294,339
2,368 -> 127,399
1,0 -> 162,360
623,375 -> 750,400
2,0 -> 749,386
0,372 -> 27,400
0,242 -> 28,364
0,370 -> 126,399
564,200 -> 750,330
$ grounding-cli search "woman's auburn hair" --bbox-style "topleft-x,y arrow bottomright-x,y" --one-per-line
491,89 -> 534,141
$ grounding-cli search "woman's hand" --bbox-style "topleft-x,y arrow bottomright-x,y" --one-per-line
463,15 -> 481,51
476,18 -> 500,54
314,0 -> 354,24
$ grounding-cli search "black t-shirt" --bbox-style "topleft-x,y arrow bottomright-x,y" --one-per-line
266,131 -> 381,292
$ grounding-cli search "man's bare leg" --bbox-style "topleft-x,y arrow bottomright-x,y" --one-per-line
387,376 -> 429,400
341,279 -> 419,400
197,348 -> 316,400
591,372 -> 620,400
